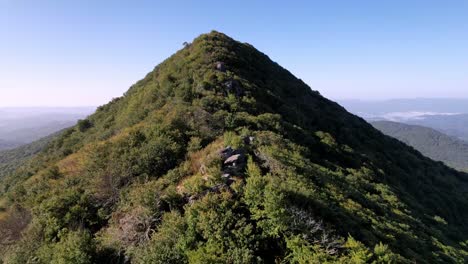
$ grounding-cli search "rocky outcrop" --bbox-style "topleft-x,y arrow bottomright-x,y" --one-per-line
214,61 -> 244,97
219,146 -> 246,180
224,79 -> 244,97
187,143 -> 252,204
215,61 -> 226,72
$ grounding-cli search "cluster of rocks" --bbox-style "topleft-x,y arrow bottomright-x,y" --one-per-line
219,146 -> 246,181
187,136 -> 254,204
188,146 -> 247,204
215,61 -> 226,72
224,79 -> 243,97
214,61 -> 244,97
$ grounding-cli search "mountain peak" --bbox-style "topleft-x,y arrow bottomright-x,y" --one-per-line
1,32 -> 467,263
193,30 -> 235,43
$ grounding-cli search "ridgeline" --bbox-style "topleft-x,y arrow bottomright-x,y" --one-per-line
0,32 -> 467,263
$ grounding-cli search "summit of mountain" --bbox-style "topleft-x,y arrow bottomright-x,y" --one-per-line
1,31 -> 467,263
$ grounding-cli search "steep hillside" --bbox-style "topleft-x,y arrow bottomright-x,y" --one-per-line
0,32 -> 467,263
372,121 -> 468,171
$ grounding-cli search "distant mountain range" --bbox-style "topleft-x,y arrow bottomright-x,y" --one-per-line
407,114 -> 468,142
340,99 -> 468,142
339,98 -> 468,116
372,121 -> 468,171
0,107 -> 94,150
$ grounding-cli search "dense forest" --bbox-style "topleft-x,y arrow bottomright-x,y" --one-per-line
0,32 -> 467,263
372,121 -> 468,172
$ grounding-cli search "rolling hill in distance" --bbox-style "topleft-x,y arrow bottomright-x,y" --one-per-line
0,132 -> 59,180
407,114 -> 468,142
340,99 -> 468,142
0,32 -> 467,263
0,140 -> 18,151
372,121 -> 468,172
0,107 -> 94,150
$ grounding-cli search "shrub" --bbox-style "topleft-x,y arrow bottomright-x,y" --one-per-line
77,119 -> 93,132
38,230 -> 96,264
131,212 -> 187,264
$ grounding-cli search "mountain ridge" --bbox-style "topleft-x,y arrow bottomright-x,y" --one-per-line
0,31 -> 467,263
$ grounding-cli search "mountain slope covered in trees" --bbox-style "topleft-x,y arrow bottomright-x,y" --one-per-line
0,32 -> 467,263
372,121 -> 468,172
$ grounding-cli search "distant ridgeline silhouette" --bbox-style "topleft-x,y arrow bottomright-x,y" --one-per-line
373,121 -> 468,172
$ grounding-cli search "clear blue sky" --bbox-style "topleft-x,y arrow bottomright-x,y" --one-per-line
1,0 -> 467,106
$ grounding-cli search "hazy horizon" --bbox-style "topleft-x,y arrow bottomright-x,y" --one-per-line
1,1 -> 467,107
